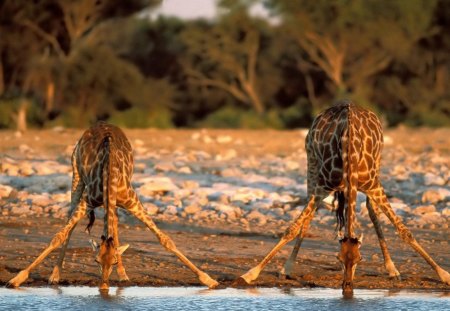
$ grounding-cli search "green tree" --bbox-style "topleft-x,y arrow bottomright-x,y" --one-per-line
267,0 -> 438,109
180,1 -> 269,114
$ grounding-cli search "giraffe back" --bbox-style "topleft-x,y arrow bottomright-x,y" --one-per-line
306,102 -> 383,193
73,121 -> 133,207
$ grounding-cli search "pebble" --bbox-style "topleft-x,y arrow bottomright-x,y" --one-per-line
1,130 -> 449,231
421,188 -> 450,204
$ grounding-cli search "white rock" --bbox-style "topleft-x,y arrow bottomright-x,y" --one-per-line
163,205 -> 178,215
285,160 -> 299,171
216,135 -> 232,144
413,205 -> 436,215
10,205 -> 30,215
423,173 -> 446,186
138,177 -> 178,195
191,132 -> 201,140
271,207 -> 285,217
442,208 -> 450,217
144,203 -> 159,215
178,166 -> 192,174
29,194 -> 52,207
216,149 -> 237,161
133,139 -> 144,147
246,210 -> 267,225
0,184 -> 13,198
421,188 -> 450,204
154,162 -> 176,172
182,180 -> 200,189
184,204 -> 202,215
221,168 -> 243,177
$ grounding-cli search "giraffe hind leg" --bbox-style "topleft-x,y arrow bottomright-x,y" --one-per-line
369,187 -> 450,285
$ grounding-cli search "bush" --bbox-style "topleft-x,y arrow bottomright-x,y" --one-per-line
198,106 -> 284,129
108,106 -> 174,128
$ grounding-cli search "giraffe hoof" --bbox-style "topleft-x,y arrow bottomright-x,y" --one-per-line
231,277 -> 251,288
6,270 -> 29,288
48,266 -> 61,284
436,267 -> 450,285
389,274 -> 401,281
198,272 -> 219,289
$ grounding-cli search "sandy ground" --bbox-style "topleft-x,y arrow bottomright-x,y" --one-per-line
0,127 -> 449,290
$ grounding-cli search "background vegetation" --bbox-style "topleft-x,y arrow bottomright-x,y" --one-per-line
0,0 -> 449,130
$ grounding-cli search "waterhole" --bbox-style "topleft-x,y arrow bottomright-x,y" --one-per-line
0,287 -> 448,311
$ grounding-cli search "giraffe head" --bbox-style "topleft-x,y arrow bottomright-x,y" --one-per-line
337,235 -> 363,296
90,236 -> 129,290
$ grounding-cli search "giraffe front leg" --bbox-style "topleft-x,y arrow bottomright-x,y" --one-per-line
366,197 -> 400,280
7,200 -> 87,288
49,166 -> 85,285
369,187 -> 450,285
123,192 -> 218,289
238,195 -> 318,284
113,209 -> 129,281
279,206 -> 316,279
48,225 -> 77,284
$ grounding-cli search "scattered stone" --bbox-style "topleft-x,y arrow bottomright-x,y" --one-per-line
423,173 -> 446,186
154,161 -> 176,172
216,149 -> 237,161
138,177 -> 178,196
413,205 -> 436,215
178,166 -> 192,174
0,184 -> 13,198
421,188 -> 450,204
184,204 -> 202,215
246,210 -> 267,225
216,135 -> 232,144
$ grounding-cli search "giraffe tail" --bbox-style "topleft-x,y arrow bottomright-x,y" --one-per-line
102,135 -> 118,239
341,103 -> 359,238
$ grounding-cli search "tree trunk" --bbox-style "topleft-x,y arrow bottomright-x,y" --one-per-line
243,81 -> 264,115
0,60 -> 4,96
16,99 -> 28,132
46,81 -> 55,113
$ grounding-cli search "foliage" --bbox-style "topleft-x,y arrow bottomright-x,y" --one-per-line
198,106 -> 283,129
0,0 -> 449,129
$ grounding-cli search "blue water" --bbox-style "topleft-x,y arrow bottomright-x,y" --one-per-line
0,287 -> 448,311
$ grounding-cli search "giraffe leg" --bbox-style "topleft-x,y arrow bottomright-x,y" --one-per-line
7,200 -> 87,288
48,225 -> 77,284
238,195 -> 318,284
369,187 -> 450,285
123,191 -> 218,288
279,206 -> 316,279
366,196 -> 401,279
113,208 -> 129,281
49,177 -> 85,284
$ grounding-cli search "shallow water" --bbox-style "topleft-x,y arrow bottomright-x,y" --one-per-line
0,287 -> 448,311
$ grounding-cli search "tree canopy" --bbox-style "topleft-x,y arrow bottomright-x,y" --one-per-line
0,0 -> 448,129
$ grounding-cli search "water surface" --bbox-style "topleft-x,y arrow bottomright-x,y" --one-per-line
0,287 -> 448,311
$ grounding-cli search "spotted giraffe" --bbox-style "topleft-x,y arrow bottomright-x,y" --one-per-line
237,101 -> 450,294
7,122 -> 218,290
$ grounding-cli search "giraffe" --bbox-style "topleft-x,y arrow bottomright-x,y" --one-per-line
236,101 -> 450,295
6,121 -> 219,290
